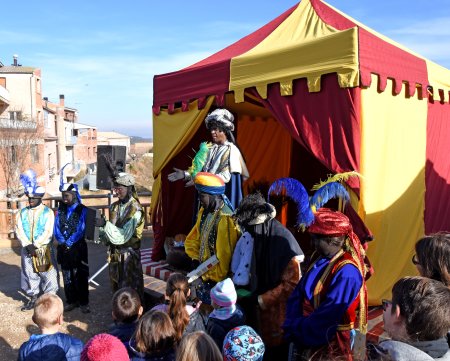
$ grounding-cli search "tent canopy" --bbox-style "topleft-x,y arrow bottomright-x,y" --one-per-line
152,0 -> 450,304
153,0 -> 450,112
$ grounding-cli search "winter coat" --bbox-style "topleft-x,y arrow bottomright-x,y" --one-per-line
369,338 -> 450,361
207,306 -> 246,349
18,332 -> 83,361
108,321 -> 138,343
128,344 -> 175,361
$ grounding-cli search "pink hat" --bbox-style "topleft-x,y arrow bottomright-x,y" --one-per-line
81,333 -> 129,361
210,278 -> 237,307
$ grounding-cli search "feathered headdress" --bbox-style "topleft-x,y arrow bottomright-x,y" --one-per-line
268,177 -> 314,228
311,171 -> 362,191
20,169 -> 45,197
59,163 -> 82,204
268,174 -> 354,229
269,173 -> 370,334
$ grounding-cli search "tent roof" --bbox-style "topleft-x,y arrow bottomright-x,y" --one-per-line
153,0 -> 450,112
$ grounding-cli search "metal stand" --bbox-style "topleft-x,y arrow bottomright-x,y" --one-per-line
88,262 -> 108,286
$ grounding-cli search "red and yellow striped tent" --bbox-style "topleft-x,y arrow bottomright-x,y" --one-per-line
151,0 -> 450,304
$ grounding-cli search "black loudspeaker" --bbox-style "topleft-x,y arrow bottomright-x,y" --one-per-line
85,207 -> 101,242
96,145 -> 127,190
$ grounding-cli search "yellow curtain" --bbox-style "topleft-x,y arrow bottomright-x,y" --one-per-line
151,97 -> 214,215
153,97 -> 214,177
360,75 -> 427,304
230,0 -> 359,102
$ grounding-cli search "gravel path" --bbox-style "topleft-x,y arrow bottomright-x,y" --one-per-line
0,242 -> 121,359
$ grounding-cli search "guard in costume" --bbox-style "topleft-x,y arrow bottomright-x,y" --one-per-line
16,170 -> 59,311
96,172 -> 145,301
54,163 -> 90,313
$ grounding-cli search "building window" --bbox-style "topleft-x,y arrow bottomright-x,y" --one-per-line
31,145 -> 39,163
10,146 -> 17,163
44,110 -> 49,128
9,111 -> 22,120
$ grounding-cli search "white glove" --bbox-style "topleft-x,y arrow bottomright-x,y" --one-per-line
168,167 -> 185,182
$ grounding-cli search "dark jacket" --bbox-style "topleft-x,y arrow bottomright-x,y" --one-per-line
206,306 -> 246,349
128,340 -> 175,361
184,309 -> 207,335
108,321 -> 138,343
18,332 -> 83,361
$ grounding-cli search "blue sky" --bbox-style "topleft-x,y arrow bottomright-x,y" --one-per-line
1,1 -> 449,138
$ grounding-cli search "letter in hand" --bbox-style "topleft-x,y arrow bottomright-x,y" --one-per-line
168,167 -> 185,182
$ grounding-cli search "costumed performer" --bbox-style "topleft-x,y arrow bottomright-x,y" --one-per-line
16,170 -> 59,311
168,108 -> 249,209
283,207 -> 370,361
96,172 -> 145,301
54,163 -> 90,313
233,192 -> 304,359
184,172 -> 240,302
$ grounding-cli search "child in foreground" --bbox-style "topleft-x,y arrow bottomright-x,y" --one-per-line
128,310 -> 177,361
109,287 -> 143,345
18,293 -> 83,361
206,278 -> 245,349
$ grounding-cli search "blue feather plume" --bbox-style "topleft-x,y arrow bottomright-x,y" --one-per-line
20,169 -> 37,195
268,177 -> 314,227
310,182 -> 350,211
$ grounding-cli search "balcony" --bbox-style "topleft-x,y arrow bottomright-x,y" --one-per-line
0,117 -> 37,130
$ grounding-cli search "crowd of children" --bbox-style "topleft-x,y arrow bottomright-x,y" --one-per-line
18,275 -> 265,361
17,231 -> 450,361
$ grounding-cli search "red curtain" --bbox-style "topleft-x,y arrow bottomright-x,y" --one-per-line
249,73 -> 361,194
425,100 -> 450,233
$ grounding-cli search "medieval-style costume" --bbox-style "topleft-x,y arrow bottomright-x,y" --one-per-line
16,170 -> 59,311
283,208 -> 369,361
54,164 -> 89,313
233,193 -> 304,356
99,172 -> 145,301
168,108 -> 249,209
184,172 -> 240,285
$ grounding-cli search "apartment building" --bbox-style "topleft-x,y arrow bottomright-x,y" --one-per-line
0,56 -> 44,197
43,95 -> 97,193
0,57 -> 97,196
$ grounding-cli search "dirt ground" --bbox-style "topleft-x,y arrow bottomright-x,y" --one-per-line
0,235 -> 152,359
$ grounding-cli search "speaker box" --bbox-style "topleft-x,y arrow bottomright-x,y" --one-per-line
96,145 -> 127,190
85,207 -> 101,242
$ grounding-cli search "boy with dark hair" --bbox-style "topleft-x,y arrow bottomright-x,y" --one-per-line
18,293 -> 83,360
109,287 -> 143,344
370,276 -> 450,360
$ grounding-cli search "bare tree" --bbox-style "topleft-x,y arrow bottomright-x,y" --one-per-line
0,113 -> 43,198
